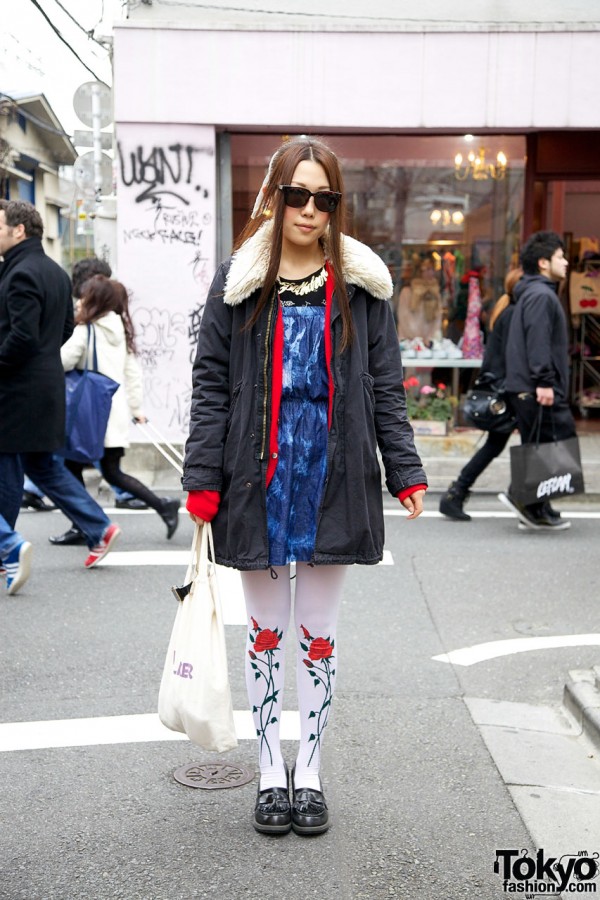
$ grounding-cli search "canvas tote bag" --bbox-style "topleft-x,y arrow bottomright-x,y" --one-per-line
158,523 -> 237,753
60,324 -> 120,464
509,410 -> 585,505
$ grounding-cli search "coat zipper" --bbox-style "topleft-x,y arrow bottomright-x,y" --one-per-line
259,290 -> 277,460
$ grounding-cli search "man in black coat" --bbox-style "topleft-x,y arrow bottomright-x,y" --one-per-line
499,230 -> 575,531
0,200 -> 121,594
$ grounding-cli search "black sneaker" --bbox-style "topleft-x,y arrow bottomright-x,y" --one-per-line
499,493 -> 571,531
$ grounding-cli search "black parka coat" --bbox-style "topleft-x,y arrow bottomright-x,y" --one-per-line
0,238 -> 73,453
505,274 -> 570,401
183,223 -> 427,569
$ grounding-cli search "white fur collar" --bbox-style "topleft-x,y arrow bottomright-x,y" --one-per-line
223,220 -> 392,305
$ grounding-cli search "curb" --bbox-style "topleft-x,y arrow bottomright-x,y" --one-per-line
563,668 -> 600,748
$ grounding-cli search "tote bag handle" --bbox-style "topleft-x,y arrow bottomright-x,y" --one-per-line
527,405 -> 557,446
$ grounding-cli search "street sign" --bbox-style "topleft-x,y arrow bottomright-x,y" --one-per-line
74,150 -> 113,195
73,81 -> 112,129
73,130 -> 112,150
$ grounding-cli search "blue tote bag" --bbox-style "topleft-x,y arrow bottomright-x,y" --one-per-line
60,324 -> 120,464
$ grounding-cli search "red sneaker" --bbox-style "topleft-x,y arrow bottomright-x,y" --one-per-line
84,523 -> 122,569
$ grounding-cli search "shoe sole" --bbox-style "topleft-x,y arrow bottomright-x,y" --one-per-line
291,818 -> 330,835
252,819 -> 292,835
7,542 -> 33,596
518,520 -> 571,532
439,506 -> 471,521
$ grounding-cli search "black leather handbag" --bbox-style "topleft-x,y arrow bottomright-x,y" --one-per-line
463,382 -> 516,433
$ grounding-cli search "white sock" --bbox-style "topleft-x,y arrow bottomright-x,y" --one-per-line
293,563 -> 346,791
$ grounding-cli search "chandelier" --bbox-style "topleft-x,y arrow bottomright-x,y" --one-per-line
454,147 -> 507,181
430,208 -> 464,227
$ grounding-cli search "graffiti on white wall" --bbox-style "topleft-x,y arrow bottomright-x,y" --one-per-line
116,124 -> 215,443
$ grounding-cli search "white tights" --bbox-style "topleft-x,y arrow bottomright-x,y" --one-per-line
240,563 -> 346,792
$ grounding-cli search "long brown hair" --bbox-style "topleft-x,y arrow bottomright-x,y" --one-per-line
489,266 -> 523,331
76,275 -> 136,353
237,136 -> 354,350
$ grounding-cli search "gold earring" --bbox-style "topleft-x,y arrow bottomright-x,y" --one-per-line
263,208 -> 273,219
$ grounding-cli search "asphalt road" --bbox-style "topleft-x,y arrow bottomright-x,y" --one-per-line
1,493 -> 599,899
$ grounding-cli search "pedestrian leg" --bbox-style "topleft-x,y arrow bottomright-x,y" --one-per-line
100,449 -> 178,539
0,454 -> 32,595
23,452 -> 111,548
293,563 -> 346,789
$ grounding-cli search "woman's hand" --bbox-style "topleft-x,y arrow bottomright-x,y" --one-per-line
401,489 -> 425,520
188,513 -> 207,525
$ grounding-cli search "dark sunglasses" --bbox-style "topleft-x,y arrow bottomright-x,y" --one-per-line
278,184 -> 342,213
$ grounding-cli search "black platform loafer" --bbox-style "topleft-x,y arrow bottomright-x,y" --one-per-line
21,491 -> 55,512
291,773 -> 329,835
159,498 -> 180,540
253,785 -> 292,835
48,527 -> 86,546
115,497 -> 148,510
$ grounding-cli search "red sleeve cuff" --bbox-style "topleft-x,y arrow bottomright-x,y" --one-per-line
186,490 -> 221,522
397,483 -> 427,503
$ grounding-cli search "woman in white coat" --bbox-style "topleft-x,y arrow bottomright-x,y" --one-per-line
60,275 -> 179,539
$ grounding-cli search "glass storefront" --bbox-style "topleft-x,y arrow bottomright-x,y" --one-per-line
230,132 -> 526,343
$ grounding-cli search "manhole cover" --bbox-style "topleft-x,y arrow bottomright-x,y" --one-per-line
173,762 -> 255,790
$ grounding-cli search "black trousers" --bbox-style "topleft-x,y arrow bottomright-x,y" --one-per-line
507,392 -> 577,511
66,447 -> 164,513
456,429 -> 512,493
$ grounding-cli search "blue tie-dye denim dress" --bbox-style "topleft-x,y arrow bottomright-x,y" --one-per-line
266,276 -> 328,566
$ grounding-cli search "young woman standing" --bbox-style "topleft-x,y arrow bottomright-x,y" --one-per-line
183,137 -> 427,835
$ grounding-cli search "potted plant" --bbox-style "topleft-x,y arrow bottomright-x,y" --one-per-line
403,376 -> 456,435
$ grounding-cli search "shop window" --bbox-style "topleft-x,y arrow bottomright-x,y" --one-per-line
230,132 -> 525,343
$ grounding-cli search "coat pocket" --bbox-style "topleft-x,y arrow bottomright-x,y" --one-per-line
225,380 -> 244,431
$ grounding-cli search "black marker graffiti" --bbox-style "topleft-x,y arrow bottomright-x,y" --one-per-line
117,142 -> 213,207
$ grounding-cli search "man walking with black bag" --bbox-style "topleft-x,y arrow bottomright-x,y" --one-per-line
0,200 -> 121,595
499,230 -> 576,531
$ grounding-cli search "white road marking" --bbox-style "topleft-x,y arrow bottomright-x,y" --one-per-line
99,551 -> 395,566
96,552 -> 393,626
383,507 -> 600,520
0,711 -> 301,753
433,634 -> 600,666
385,509 -> 600,518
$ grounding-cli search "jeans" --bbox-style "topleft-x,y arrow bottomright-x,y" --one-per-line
23,475 -> 44,499
0,512 -> 25,560
0,452 -> 111,552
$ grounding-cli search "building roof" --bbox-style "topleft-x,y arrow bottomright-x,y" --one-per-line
119,0 -> 600,32
0,91 -> 77,166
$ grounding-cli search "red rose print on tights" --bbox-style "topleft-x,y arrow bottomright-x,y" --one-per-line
308,637 -> 334,661
254,628 -> 280,653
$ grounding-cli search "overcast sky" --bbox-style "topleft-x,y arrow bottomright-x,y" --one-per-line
1,0 -> 122,139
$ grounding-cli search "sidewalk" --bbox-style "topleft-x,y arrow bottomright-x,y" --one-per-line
114,426 -> 600,497
414,427 -> 600,496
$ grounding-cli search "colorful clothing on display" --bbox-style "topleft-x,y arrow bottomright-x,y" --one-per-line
461,273 -> 484,359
